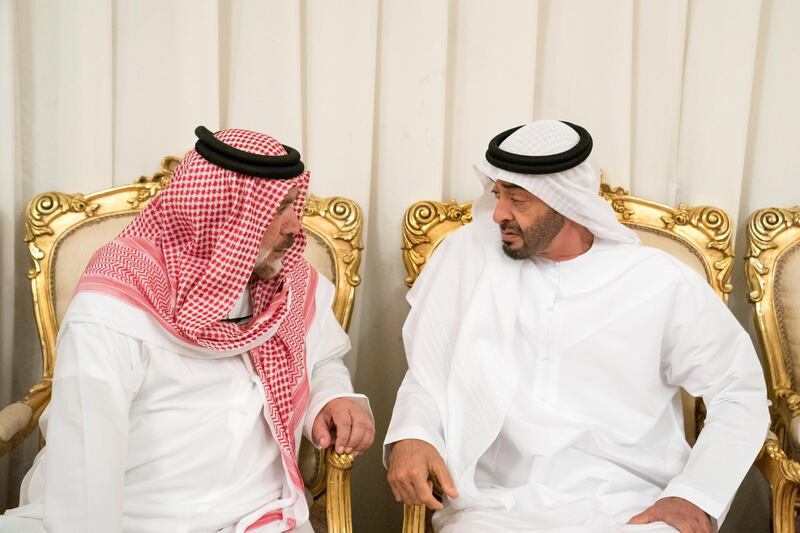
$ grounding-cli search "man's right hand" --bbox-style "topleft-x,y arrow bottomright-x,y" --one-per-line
387,438 -> 459,510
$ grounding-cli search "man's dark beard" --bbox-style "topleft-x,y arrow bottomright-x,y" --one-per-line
500,208 -> 565,260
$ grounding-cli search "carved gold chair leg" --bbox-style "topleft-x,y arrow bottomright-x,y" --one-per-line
402,503 -> 428,533
756,437 -> 800,533
326,451 -> 355,533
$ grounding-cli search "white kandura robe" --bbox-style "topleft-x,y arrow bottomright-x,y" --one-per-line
1,274 -> 369,533
385,223 -> 769,533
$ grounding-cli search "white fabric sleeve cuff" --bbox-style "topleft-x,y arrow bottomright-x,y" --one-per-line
382,424 -> 447,468
302,392 -> 372,447
659,479 -> 726,520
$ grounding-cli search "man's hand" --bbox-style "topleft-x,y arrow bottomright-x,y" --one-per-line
312,398 -> 374,455
387,438 -> 459,510
627,497 -> 713,533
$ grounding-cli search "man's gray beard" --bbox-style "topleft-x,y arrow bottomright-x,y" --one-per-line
501,209 -> 566,260
253,248 -> 284,280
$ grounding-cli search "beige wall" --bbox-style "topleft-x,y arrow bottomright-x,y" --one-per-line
2,1 -> 799,531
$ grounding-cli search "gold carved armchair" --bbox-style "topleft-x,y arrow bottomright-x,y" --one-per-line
399,184 -> 788,532
0,157 -> 364,533
746,206 -> 800,532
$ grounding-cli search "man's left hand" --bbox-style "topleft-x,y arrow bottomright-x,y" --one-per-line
312,398 -> 374,455
627,497 -> 713,533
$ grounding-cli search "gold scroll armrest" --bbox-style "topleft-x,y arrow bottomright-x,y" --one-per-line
0,382 -> 50,457
326,450 -> 356,533
756,434 -> 800,533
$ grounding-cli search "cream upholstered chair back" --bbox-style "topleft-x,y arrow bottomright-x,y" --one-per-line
746,208 -> 800,447
4,156 -> 363,532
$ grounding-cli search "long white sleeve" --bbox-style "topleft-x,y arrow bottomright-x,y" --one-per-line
659,268 -> 770,520
383,370 -> 446,465
302,277 -> 370,444
41,321 -> 144,533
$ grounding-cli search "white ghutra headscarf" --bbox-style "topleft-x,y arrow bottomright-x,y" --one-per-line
473,119 -> 640,245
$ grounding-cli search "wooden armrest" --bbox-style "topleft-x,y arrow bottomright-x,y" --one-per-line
326,450 -> 355,533
0,382 -> 50,457
756,435 -> 800,533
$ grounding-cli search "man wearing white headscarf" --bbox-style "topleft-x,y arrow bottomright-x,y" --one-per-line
385,120 -> 769,533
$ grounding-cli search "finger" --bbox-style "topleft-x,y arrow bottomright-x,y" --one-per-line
413,477 -> 442,510
345,419 -> 367,454
312,413 -> 333,449
333,410 -> 353,454
357,425 -> 375,452
394,469 -> 431,507
432,461 -> 459,499
396,477 -> 419,506
386,475 -> 402,503
386,469 -> 402,498
626,511 -> 653,525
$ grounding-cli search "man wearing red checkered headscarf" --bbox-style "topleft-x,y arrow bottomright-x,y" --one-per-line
0,127 -> 374,533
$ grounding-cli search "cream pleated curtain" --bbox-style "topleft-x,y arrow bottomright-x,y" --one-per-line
1,0 -> 799,530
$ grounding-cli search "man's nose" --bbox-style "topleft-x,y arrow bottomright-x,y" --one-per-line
284,210 -> 301,235
492,199 -> 511,225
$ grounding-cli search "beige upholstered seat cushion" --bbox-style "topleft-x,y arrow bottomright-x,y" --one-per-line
774,243 -> 800,388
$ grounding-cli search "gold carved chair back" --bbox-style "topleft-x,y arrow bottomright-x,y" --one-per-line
2,156 -> 364,531
745,207 -> 800,533
746,207 -> 800,448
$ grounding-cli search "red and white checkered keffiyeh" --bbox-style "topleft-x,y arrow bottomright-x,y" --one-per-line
75,128 -> 317,531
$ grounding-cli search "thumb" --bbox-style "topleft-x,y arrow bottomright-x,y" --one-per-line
626,510 -> 654,525
312,413 -> 333,449
432,461 -> 459,500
